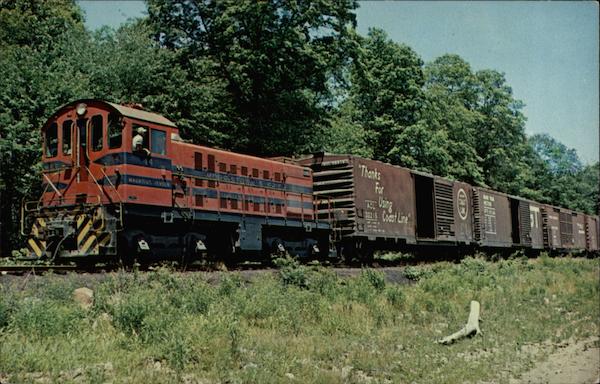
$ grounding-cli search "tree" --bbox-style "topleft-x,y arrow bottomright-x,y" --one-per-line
527,133 -> 598,214
146,0 -> 359,156
0,0 -> 86,252
320,99 -> 374,158
346,28 -> 426,164
473,69 -> 531,195
420,55 -> 484,184
83,23 -> 236,148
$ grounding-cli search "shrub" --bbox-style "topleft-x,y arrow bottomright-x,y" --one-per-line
218,274 -> 244,296
12,299 -> 84,337
460,256 -> 488,273
273,255 -> 309,288
110,291 -> 154,335
361,269 -> 386,292
0,295 -> 11,328
404,265 -> 432,281
385,286 -> 406,310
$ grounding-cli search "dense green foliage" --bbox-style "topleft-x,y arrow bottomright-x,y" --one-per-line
0,257 -> 598,382
0,0 -> 597,251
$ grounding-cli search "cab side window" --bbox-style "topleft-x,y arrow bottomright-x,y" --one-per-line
62,120 -> 72,155
45,122 -> 58,158
91,115 -> 103,151
108,113 -> 122,149
151,129 -> 166,155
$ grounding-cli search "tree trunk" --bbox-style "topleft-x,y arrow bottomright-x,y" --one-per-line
437,300 -> 482,345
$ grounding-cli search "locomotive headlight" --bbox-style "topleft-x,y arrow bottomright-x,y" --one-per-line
76,103 -> 87,116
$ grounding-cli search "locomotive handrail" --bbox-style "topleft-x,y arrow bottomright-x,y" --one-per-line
24,195 -> 102,212
86,166 -> 111,204
42,173 -> 62,197
99,167 -> 123,203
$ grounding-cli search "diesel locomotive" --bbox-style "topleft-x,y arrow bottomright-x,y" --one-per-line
21,99 -> 599,263
22,99 -> 329,263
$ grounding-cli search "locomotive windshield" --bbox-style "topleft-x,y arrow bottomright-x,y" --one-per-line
108,113 -> 123,149
62,120 -> 72,155
91,115 -> 103,151
45,122 -> 58,157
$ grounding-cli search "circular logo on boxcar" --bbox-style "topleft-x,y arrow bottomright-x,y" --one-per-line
457,188 -> 468,220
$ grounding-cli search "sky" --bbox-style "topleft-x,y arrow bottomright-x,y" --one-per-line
78,0 -> 599,164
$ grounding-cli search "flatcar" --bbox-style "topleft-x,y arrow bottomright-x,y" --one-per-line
21,100 -> 599,263
22,99 -> 329,263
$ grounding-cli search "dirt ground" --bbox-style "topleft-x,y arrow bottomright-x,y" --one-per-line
509,337 -> 599,384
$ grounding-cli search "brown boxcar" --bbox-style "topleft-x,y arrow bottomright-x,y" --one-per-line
558,207 -> 575,249
528,201 -> 545,249
571,212 -> 587,250
508,196 -> 533,247
585,215 -> 599,251
541,205 -> 562,249
300,154 -> 417,244
411,171 -> 473,244
472,187 -> 512,247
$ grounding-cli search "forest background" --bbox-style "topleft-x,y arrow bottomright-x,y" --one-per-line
0,0 -> 598,252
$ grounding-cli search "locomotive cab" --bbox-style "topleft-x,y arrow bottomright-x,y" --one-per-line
23,99 -> 178,261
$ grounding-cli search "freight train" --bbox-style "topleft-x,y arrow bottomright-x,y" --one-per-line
21,99 -> 599,263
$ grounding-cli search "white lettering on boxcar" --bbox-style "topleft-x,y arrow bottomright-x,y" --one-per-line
358,164 -> 381,181
457,188 -> 468,220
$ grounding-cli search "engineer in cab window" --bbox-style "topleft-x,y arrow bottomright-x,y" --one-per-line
132,126 -> 150,156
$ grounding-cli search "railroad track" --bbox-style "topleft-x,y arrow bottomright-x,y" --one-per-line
0,264 -> 80,275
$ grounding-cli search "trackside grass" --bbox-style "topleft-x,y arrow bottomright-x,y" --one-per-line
0,255 -> 598,383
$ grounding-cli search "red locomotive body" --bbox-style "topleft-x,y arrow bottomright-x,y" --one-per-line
25,100 -> 328,261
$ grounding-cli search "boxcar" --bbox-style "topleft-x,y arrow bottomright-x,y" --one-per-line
541,205 -> 562,250
528,201 -> 545,249
411,171 -> 474,244
472,188 -> 513,248
571,211 -> 587,250
585,215 -> 599,252
299,154 -> 417,256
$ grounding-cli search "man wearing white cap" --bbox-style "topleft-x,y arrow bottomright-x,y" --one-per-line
132,126 -> 150,156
